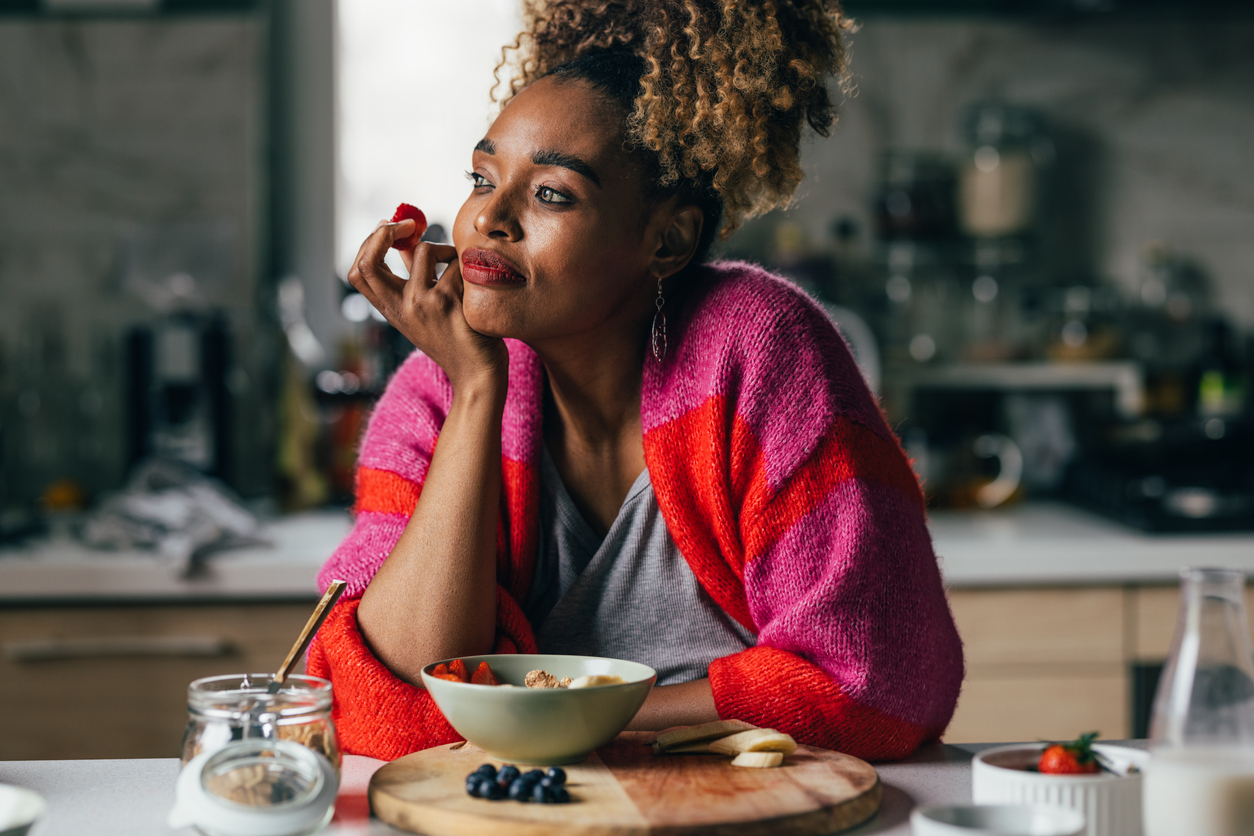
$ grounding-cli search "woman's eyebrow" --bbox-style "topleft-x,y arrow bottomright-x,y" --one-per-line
475,138 -> 495,154
531,149 -> 601,188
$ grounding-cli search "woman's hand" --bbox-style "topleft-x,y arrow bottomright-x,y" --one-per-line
626,678 -> 719,731
347,219 -> 508,393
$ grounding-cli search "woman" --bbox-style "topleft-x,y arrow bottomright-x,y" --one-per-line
311,0 -> 963,762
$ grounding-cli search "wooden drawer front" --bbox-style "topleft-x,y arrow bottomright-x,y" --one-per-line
949,588 -> 1125,668
1132,585 -> 1254,662
0,603 -> 314,761
946,669 -> 1128,743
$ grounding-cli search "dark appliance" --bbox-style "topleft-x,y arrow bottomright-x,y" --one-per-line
1063,418 -> 1254,532
126,313 -> 232,481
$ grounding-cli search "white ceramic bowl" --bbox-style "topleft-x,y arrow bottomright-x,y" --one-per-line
421,654 -> 655,765
0,784 -> 46,836
972,744 -> 1148,836
912,804 -> 1086,836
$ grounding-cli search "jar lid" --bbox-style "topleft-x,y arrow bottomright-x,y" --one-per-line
169,739 -> 338,836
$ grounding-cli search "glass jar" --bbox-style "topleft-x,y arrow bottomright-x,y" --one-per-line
1144,567 -> 1254,836
182,674 -> 340,771
957,103 -> 1047,240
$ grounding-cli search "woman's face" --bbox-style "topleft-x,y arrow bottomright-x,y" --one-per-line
452,76 -> 662,344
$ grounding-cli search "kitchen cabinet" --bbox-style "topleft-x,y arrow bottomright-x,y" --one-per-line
0,602 -> 315,760
0,512 -> 345,760
944,584 -> 1254,743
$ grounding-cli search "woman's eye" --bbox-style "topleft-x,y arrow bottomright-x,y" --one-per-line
466,171 -> 491,188
537,186 -> 572,205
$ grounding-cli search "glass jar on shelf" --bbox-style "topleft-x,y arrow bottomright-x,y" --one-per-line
1144,567 -> 1254,836
182,673 -> 340,771
958,103 -> 1049,242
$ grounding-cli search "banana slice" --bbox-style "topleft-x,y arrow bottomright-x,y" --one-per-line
566,674 -> 625,689
708,728 -> 798,756
652,719 -> 758,753
731,752 -> 783,768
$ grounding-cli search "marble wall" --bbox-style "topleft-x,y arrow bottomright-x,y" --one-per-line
780,17 -> 1254,328
0,18 -> 270,503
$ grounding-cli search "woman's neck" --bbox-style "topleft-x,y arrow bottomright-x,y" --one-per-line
536,324 -> 645,450
532,320 -> 649,537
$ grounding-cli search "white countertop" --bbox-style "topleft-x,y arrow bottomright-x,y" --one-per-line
0,743 -> 1000,836
930,502 -> 1254,587
0,510 -> 350,604
1,502 -> 1250,603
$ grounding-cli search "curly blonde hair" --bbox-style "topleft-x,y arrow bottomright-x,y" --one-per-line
495,0 -> 852,243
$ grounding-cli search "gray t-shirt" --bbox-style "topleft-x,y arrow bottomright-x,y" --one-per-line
524,448 -> 756,686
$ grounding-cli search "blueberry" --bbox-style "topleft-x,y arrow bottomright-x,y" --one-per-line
496,765 -> 520,787
552,787 -> 571,804
508,778 -> 530,801
465,776 -> 480,796
532,783 -> 551,804
474,764 -> 497,778
524,769 -> 545,782
545,766 -> 567,785
481,779 -> 507,801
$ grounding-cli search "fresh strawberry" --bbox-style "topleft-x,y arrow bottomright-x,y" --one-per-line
470,661 -> 499,686
448,658 -> 471,683
1038,732 -> 1101,774
390,203 -> 428,250
431,663 -> 450,678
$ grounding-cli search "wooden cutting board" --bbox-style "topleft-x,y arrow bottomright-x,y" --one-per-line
369,732 -> 881,835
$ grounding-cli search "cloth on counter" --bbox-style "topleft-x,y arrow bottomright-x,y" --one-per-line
80,458 -> 266,572
310,260 -> 965,762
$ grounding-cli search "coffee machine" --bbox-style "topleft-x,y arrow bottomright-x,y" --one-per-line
125,313 -> 231,481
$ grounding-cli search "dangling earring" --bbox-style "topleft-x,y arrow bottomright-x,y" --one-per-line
651,276 -> 668,363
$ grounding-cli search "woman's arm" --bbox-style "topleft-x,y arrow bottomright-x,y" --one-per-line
355,379 -> 505,682
626,678 -> 718,731
347,221 -> 510,682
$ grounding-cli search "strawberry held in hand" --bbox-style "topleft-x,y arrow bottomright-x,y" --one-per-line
390,203 -> 428,250
1038,731 -> 1101,774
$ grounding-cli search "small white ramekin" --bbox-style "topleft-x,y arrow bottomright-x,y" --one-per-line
912,804 -> 1086,836
972,743 -> 1148,836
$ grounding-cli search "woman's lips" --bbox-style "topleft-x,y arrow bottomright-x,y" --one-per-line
461,248 -> 526,286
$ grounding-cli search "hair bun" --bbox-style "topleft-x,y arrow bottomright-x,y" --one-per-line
497,0 -> 852,239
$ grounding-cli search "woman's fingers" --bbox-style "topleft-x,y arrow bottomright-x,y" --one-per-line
348,222 -> 410,312
435,252 -> 464,297
409,242 -> 459,286
391,219 -> 418,276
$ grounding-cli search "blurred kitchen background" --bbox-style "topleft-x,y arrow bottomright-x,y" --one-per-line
1,0 -> 1251,760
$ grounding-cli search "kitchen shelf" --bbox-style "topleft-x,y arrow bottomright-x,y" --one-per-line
890,360 -> 1145,417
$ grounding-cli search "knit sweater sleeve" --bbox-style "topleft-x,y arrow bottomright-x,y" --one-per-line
644,263 -> 964,762
307,349 -> 537,761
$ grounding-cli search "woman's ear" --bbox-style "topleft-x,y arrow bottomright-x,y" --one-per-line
649,205 -> 704,280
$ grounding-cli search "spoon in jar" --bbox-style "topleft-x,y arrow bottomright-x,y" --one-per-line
268,579 -> 347,694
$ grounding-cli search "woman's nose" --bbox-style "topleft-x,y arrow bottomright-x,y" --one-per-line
474,187 -> 523,241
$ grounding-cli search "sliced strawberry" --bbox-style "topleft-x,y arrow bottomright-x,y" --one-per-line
471,661 -> 499,686
448,658 -> 470,683
431,673 -> 463,683
431,663 -> 450,678
390,203 -> 428,251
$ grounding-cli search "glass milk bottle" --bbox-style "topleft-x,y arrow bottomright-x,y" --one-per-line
1144,568 -> 1254,836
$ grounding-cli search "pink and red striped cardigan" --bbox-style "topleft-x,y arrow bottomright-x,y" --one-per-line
309,260 -> 964,762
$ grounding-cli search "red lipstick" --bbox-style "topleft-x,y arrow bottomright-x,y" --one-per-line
462,248 -> 526,286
